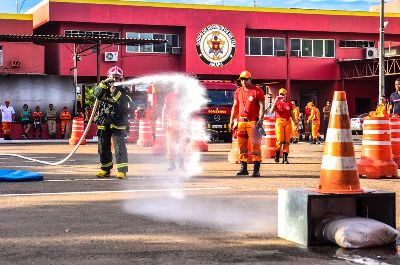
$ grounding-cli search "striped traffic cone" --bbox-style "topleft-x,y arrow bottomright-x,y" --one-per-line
390,114 -> 400,168
152,117 -> 166,155
316,91 -> 363,194
127,119 -> 139,143
69,117 -> 86,145
137,118 -> 154,147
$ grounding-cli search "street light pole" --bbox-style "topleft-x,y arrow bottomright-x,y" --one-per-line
379,0 -> 385,101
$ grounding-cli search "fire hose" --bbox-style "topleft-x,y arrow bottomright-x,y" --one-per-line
0,99 -> 99,166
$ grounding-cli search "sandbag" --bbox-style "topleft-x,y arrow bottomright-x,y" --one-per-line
318,216 -> 399,248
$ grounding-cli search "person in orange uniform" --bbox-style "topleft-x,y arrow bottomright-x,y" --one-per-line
60,106 -> 72,139
162,85 -> 188,171
32,106 -> 43,139
304,103 -> 312,142
290,100 -> 300,144
374,98 -> 388,117
271,88 -> 297,164
307,102 -> 321,144
229,70 -> 265,177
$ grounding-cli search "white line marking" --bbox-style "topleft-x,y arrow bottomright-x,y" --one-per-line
0,187 -> 231,197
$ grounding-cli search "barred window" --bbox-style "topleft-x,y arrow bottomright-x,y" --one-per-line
126,32 -> 179,53
64,30 -> 120,38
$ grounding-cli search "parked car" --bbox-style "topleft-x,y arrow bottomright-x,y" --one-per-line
350,113 -> 369,134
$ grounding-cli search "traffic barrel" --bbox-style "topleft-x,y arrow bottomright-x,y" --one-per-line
390,114 -> 400,168
190,117 -> 208,152
261,116 -> 277,159
316,91 -> 363,194
127,119 -> 139,143
137,118 -> 154,147
357,115 -> 398,179
152,117 -> 166,155
69,117 -> 86,145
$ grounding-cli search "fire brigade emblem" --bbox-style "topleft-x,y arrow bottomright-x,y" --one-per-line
196,24 -> 236,67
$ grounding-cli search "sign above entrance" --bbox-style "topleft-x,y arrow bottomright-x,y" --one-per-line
196,24 -> 236,68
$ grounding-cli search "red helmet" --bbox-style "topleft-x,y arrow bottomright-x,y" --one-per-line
107,66 -> 123,77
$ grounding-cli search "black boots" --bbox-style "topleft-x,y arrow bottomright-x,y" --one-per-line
274,150 -> 280,163
236,161 -> 249,176
282,152 -> 289,164
252,161 -> 261,177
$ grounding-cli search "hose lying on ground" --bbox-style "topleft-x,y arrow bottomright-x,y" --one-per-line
0,99 -> 99,166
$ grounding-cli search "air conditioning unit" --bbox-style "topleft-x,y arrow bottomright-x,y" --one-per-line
104,52 -> 118,62
290,50 -> 300,57
365,47 -> 378,59
171,47 -> 181,54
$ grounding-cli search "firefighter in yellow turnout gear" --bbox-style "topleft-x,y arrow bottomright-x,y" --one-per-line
307,102 -> 321,144
271,88 -> 297,164
290,101 -> 300,143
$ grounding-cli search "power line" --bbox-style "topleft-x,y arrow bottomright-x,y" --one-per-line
18,0 -> 27,14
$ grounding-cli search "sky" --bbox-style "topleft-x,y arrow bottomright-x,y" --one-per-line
0,0 -> 384,14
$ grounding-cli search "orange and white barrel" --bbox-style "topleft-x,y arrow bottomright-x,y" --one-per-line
357,116 -> 398,179
127,119 -> 139,143
261,116 -> 276,159
152,117 -> 166,155
137,118 -> 154,147
390,114 -> 400,168
69,117 -> 86,145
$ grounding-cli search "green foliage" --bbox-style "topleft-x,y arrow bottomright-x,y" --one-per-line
85,85 -> 96,109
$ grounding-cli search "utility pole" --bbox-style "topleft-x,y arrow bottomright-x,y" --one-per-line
379,0 -> 385,101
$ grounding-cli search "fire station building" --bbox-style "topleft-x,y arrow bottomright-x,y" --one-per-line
2,0 -> 400,115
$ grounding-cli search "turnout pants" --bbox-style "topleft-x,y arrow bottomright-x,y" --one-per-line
97,125 -> 128,173
237,121 -> 262,162
275,118 -> 292,153
2,122 -> 11,136
311,120 -> 320,139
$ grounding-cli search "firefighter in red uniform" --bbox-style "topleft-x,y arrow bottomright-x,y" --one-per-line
271,88 -> 297,164
229,70 -> 265,177
60,106 -> 72,139
162,85 -> 188,170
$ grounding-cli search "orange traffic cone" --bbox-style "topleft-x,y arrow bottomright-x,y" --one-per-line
357,115 -> 398,179
152,117 -> 166,155
127,119 -> 139,143
137,118 -> 154,147
261,116 -> 277,159
190,117 -> 208,152
390,114 -> 400,168
316,91 -> 363,194
69,117 -> 86,145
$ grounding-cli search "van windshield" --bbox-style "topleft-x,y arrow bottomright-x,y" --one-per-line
206,90 -> 235,106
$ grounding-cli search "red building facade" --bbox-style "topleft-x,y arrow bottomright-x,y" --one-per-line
0,14 -> 44,74
19,0 -> 400,114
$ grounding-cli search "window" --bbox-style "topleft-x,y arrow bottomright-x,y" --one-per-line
245,37 -> 286,56
290,38 -> 335,58
0,45 -> 2,66
126,32 -> 180,53
339,40 -> 374,48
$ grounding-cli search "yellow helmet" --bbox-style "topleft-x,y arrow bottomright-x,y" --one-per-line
278,88 -> 287,95
239,70 -> 252,79
307,102 -> 314,107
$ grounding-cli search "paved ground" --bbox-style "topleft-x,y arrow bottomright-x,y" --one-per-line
0,140 -> 399,265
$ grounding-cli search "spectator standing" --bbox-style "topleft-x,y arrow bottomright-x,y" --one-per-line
389,78 -> 400,115
60,106 -> 72,139
33,106 -> 43,139
21,104 -> 32,139
307,102 -> 321,144
290,100 -> 300,144
0,99 -> 15,140
46,104 -> 57,139
304,103 -> 312,142
322,101 -> 331,141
